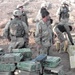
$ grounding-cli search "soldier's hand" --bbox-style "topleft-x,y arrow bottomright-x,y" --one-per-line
72,42 -> 74,45
37,44 -> 42,49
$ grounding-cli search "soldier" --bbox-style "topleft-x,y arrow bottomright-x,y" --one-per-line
53,21 -> 74,53
34,1 -> 52,22
17,4 -> 29,26
3,10 -> 28,52
35,8 -> 53,55
17,4 -> 29,47
56,1 -> 70,22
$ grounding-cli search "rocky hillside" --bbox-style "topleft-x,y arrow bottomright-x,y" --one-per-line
0,0 -> 75,45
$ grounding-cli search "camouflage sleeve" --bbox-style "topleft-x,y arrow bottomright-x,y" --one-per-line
35,23 -> 42,45
64,25 -> 74,45
22,22 -> 29,34
3,21 -> 10,39
23,12 -> 29,26
56,7 -> 60,16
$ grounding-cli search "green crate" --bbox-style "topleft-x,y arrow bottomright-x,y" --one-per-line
43,56 -> 61,68
17,61 -> 41,72
0,53 -> 23,63
12,48 -> 32,58
0,72 -> 12,75
0,63 -> 16,72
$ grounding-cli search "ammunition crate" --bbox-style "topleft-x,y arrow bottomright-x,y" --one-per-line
0,72 -> 12,75
0,53 -> 23,63
17,61 -> 41,72
43,56 -> 61,68
0,63 -> 16,72
12,48 -> 32,58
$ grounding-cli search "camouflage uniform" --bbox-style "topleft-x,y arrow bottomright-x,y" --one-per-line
56,2 -> 70,22
16,4 -> 29,26
21,11 -> 28,26
3,10 -> 28,52
16,5 -> 29,47
34,1 -> 52,22
35,20 -> 53,55
53,21 -> 74,52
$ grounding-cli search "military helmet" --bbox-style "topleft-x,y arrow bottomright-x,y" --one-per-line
41,2 -> 46,8
62,1 -> 69,6
13,10 -> 22,16
17,4 -> 23,8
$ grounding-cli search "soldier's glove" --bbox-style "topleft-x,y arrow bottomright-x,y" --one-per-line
50,18 -> 53,24
72,43 -> 74,45
7,36 -> 11,41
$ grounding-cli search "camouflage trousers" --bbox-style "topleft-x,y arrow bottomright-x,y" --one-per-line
36,45 -> 51,56
8,37 -> 26,52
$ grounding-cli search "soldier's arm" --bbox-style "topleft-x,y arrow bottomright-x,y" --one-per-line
35,23 -> 41,45
64,25 -> 74,45
23,12 -> 29,26
56,7 -> 60,16
3,21 -> 10,39
22,22 -> 29,34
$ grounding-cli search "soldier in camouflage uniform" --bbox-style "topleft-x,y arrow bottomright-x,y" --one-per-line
16,4 -> 29,47
56,2 -> 70,22
3,10 -> 28,52
53,21 -> 74,52
35,8 -> 53,55
17,4 -> 28,26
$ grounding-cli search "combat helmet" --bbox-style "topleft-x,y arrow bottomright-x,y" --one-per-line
16,4 -> 23,9
13,10 -> 22,16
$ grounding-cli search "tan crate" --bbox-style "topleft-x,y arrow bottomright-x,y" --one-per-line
68,45 -> 75,56
69,56 -> 75,68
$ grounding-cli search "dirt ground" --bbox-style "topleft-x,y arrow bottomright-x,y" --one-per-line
0,0 -> 75,75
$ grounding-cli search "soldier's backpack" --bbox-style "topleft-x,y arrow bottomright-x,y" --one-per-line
9,20 -> 25,37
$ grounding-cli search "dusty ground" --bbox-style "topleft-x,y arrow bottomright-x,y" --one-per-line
0,0 -> 75,75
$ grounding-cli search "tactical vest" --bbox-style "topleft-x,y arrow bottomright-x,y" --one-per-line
60,6 -> 69,19
9,21 -> 25,37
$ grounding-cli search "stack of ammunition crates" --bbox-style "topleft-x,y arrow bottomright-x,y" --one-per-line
0,48 -> 16,75
0,48 -> 32,75
0,47 -> 63,75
